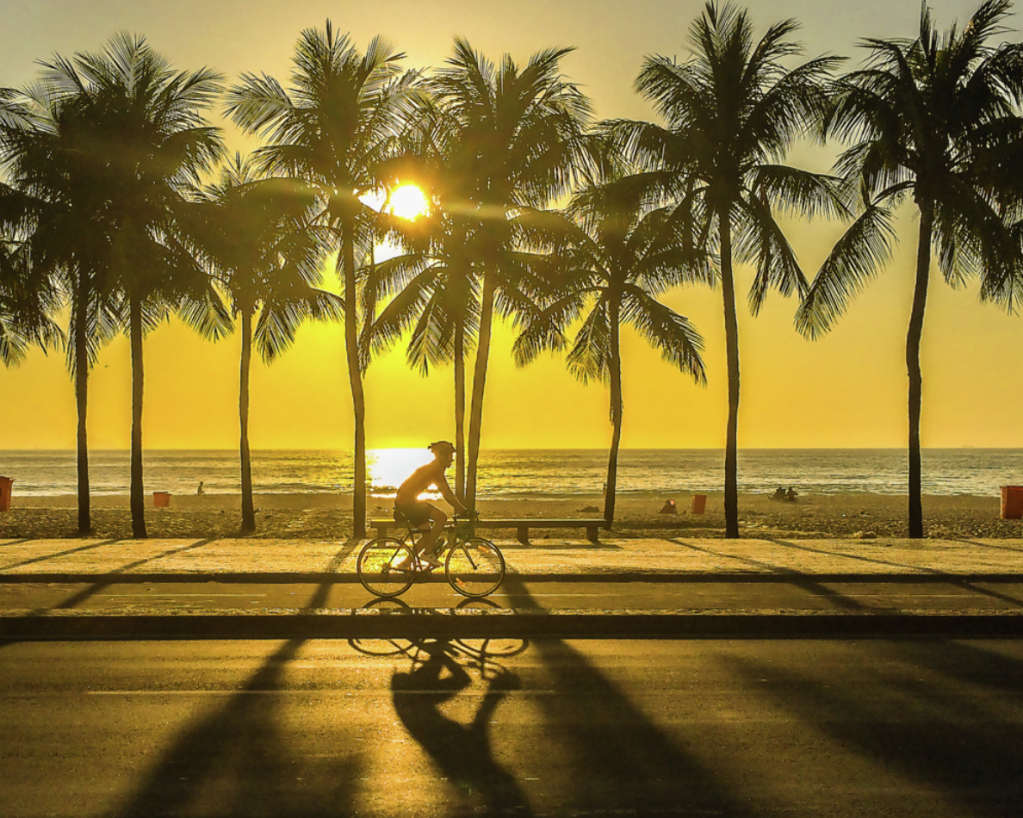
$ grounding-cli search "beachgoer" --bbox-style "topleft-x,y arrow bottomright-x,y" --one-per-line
659,499 -> 677,514
772,487 -> 786,501
394,441 -> 467,568
197,481 -> 204,496
786,486 -> 798,502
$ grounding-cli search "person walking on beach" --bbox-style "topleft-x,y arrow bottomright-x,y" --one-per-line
395,441 -> 467,568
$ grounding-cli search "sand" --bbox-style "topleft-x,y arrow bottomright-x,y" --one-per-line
0,491 -> 1020,540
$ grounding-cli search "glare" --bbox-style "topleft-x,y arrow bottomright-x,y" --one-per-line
388,183 -> 430,220
368,447 -> 435,497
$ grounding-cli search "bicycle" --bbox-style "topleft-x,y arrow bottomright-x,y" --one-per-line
348,602 -> 530,678
357,515 -> 506,599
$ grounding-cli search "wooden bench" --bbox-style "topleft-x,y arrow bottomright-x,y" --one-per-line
369,518 -> 608,544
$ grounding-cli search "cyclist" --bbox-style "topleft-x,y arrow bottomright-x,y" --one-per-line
394,440 -> 468,568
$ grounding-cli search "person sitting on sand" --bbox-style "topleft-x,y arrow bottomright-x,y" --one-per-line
772,487 -> 786,501
394,441 -> 468,569
786,486 -> 798,502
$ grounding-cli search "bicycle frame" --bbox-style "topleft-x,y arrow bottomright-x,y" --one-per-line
357,517 -> 505,599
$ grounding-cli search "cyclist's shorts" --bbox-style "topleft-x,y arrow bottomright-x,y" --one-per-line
394,500 -> 435,529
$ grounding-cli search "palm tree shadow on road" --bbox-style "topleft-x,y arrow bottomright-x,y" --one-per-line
718,638 -> 1023,816
109,637 -> 362,818
110,541 -> 366,818
501,573 -> 757,816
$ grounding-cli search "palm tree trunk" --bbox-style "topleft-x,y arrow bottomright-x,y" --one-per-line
466,270 -> 497,513
720,205 -> 741,539
907,203 -> 933,539
603,298 -> 623,527
239,306 -> 255,533
454,323 -> 466,498
342,224 -> 367,539
74,278 -> 91,535
129,295 -> 147,539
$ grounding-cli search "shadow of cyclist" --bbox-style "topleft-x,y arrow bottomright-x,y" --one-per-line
390,639 -> 533,815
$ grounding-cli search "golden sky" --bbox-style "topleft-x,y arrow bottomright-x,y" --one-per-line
2,0 -> 1021,451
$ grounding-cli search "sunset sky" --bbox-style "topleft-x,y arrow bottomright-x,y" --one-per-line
2,0 -> 1022,452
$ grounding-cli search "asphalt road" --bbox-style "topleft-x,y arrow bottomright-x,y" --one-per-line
2,637 -> 1022,817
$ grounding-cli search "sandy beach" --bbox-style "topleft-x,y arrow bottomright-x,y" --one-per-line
0,491 -> 1020,541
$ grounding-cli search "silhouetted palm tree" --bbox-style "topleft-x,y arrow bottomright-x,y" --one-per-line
367,228 -> 479,496
608,2 -> 843,537
0,70 -> 122,533
514,169 -> 710,525
35,34 -> 230,537
227,24 -> 418,538
796,0 -> 1023,537
368,115 -> 485,496
424,39 -> 592,511
194,154 -> 342,532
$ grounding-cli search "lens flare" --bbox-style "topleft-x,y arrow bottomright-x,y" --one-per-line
388,184 -> 430,220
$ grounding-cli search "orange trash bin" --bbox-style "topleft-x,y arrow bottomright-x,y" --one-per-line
153,491 -> 171,508
1001,486 -> 1023,519
0,476 -> 13,512
692,493 -> 707,515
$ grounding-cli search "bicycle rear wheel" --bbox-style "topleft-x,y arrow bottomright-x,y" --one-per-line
357,538 -> 415,597
445,537 -> 505,597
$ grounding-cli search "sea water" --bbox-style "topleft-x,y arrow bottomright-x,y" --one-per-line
0,448 -> 1020,498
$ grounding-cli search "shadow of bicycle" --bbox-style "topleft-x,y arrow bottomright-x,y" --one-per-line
350,598 -> 533,814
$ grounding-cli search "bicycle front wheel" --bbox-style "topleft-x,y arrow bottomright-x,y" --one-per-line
357,538 -> 415,597
445,537 -> 505,597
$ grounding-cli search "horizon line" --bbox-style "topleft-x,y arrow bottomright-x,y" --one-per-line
0,446 -> 1018,453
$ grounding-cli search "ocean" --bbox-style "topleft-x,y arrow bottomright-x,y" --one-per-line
0,448 -> 1020,499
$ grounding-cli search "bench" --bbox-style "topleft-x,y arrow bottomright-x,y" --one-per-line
369,518 -> 608,544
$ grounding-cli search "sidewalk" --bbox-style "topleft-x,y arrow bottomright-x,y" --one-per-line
3,535 -> 1022,580
2,536 -> 1022,640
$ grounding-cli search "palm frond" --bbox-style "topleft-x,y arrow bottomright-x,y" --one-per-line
565,298 -> 612,385
795,203 -> 895,339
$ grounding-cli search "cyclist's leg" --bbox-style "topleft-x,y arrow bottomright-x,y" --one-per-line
416,505 -> 448,562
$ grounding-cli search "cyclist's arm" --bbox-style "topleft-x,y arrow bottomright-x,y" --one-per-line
436,474 -> 467,516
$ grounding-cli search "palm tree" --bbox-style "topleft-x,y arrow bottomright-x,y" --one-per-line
0,72 -> 122,534
227,23 -> 418,538
795,0 -> 1023,537
608,2 -> 844,537
194,154 -> 342,532
367,229 -> 479,496
514,169 -> 710,525
368,117 -> 482,497
36,34 -> 230,538
424,39 -> 592,511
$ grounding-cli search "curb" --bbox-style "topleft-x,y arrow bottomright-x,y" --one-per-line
4,611 -> 1023,641
2,571 -> 1023,585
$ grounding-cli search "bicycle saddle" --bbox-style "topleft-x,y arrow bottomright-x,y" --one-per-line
393,509 -> 431,531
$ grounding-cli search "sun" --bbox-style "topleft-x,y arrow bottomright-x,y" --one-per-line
388,183 -> 430,220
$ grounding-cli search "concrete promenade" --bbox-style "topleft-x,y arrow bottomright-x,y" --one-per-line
2,535 -> 1022,639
